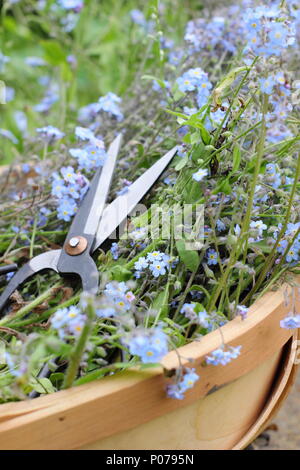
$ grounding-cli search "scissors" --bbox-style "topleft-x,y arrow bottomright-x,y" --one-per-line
0,134 -> 177,315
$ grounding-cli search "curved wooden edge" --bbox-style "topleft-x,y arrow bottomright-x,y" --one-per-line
0,280 -> 298,449
233,330 -> 300,450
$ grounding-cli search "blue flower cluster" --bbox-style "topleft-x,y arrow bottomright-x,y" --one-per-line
127,327 -> 168,363
134,251 -> 175,278
167,368 -> 200,400
51,166 -> 89,221
34,82 -> 59,113
78,92 -> 123,124
50,305 -> 86,339
110,242 -> 119,260
274,222 -> 300,264
58,0 -> 84,12
130,9 -> 154,33
69,127 -> 107,172
206,346 -> 241,366
184,13 -> 242,55
243,5 -> 296,59
176,68 -> 212,107
36,125 -> 65,143
96,281 -> 135,318
180,303 -> 210,328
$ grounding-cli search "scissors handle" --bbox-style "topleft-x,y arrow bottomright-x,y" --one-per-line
57,251 -> 99,295
0,263 -> 35,314
0,250 -> 61,315
0,264 -> 18,275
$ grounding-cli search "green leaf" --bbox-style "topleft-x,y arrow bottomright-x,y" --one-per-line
232,145 -> 241,172
152,284 -> 170,319
30,377 -> 56,394
213,177 -> 232,195
142,75 -> 166,89
165,109 -> 189,120
199,126 -> 211,145
183,180 -> 202,203
49,372 -> 65,387
175,155 -> 189,171
41,40 -> 66,65
176,240 -> 200,272
212,66 -> 250,105
110,265 -> 132,281
189,284 -> 211,301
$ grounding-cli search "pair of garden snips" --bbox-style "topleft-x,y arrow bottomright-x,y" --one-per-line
0,134 -> 177,315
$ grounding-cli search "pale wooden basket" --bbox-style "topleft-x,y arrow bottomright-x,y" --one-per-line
0,280 -> 299,450
0,165 -> 299,449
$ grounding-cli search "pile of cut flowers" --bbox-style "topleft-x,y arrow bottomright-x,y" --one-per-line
0,0 -> 300,402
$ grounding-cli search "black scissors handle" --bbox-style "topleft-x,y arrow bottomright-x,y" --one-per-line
57,251 -> 99,294
0,250 -> 61,315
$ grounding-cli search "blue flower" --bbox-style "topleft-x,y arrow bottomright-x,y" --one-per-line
285,244 -> 300,263
51,174 -> 67,198
78,102 -> 101,123
236,305 -> 248,320
70,140 -> 106,171
22,163 -> 30,174
58,0 -> 84,12
176,76 -> 196,93
180,303 -> 196,320
192,168 -> 208,182
134,257 -> 148,271
167,368 -> 199,400
127,328 -> 168,363
50,306 -> 86,339
179,368 -> 199,392
65,183 -> 81,199
166,384 -> 185,400
57,197 -> 77,222
147,251 -> 164,262
216,219 -> 226,232
6,272 -> 15,281
250,220 -> 267,237
277,239 -> 288,255
206,345 -> 241,365
104,281 -> 128,298
259,77 -> 275,95
61,166 -> 77,185
130,9 -> 146,27
206,249 -> 218,265
75,126 -> 95,141
268,23 -> 289,47
96,307 -> 116,318
280,315 -> 300,329
36,125 -> 65,142
149,261 -> 167,277
110,242 -> 119,260
98,92 -> 123,121
198,310 -> 209,328
25,56 -> 46,67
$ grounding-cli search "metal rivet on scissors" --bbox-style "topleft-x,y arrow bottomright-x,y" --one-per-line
0,135 -> 177,316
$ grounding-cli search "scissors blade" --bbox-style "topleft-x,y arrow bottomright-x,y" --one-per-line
93,146 -> 177,251
65,133 -> 122,244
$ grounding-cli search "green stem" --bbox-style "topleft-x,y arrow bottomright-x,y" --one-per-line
0,282 -> 62,327
29,216 -> 38,259
208,93 -> 269,312
243,151 -> 300,304
63,298 -> 96,389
